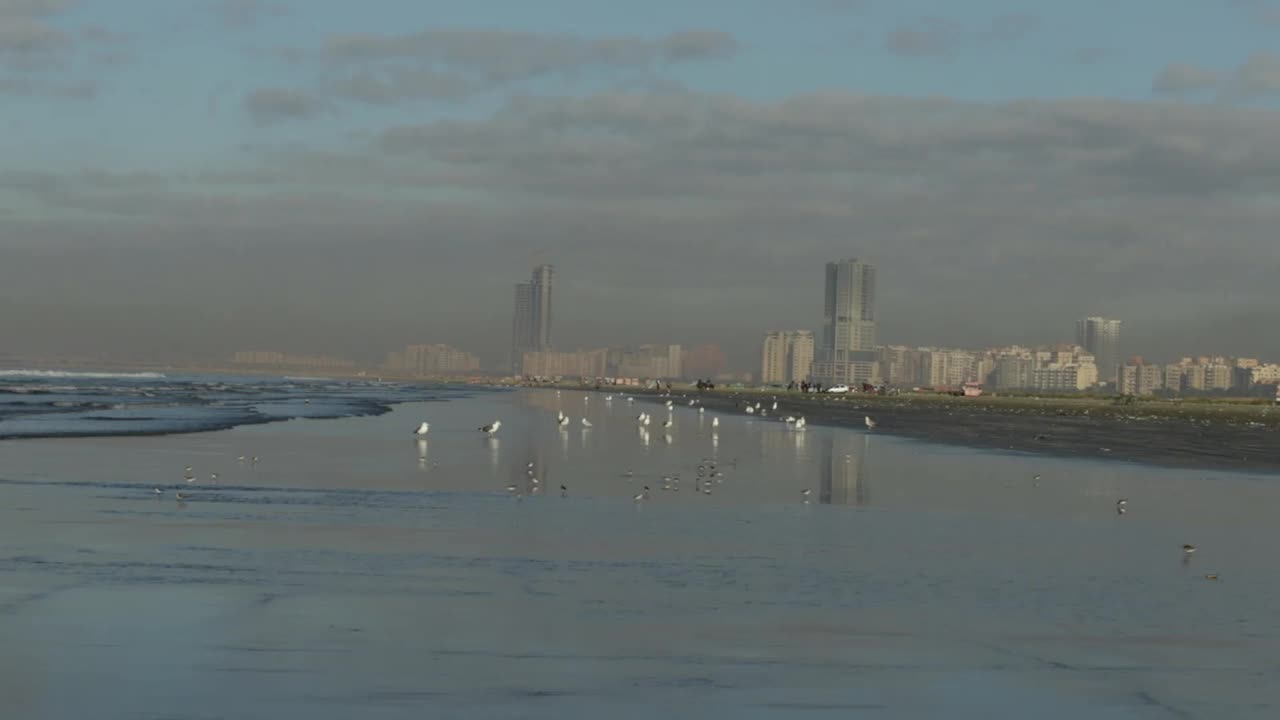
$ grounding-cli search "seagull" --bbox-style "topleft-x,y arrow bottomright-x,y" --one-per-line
644,415 -> 651,426
581,417 -> 593,428
185,474 -> 196,484
1182,544 -> 1197,554
865,416 -> 877,429
663,419 -> 673,428
413,421 -> 430,435
557,415 -> 570,427
746,406 -> 755,414
251,456 -> 259,464
505,483 -> 519,494
237,456 -> 246,463
698,407 -> 705,414
153,487 -> 163,495
801,489 -> 812,502
480,420 -> 502,435
560,484 -> 568,498
688,399 -> 696,407
784,416 -> 796,424
666,400 -> 674,409
209,473 -> 218,481
174,492 -> 188,501
795,417 -> 806,430
633,486 -> 650,503
711,417 -> 719,428
772,401 -> 778,411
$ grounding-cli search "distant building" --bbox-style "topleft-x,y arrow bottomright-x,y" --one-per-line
385,344 -> 480,376
760,331 -> 814,385
609,344 -> 683,379
230,351 -> 355,370
511,264 -> 554,372
521,349 -> 607,379
813,258 -> 879,385
991,356 -> 1034,390
682,344 -> 728,379
1120,363 -> 1163,395
1076,317 -> 1122,385
1249,364 -> 1280,385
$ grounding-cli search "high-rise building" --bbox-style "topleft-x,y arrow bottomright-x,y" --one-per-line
813,258 -> 879,385
511,264 -> 555,373
530,264 -> 554,351
1075,317 -> 1121,385
760,331 -> 814,384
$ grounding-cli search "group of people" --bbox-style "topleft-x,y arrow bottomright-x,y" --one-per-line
786,380 -> 826,393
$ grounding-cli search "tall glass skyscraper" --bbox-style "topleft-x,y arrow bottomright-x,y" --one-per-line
1076,316 -> 1121,385
511,264 -> 554,372
813,258 -> 879,386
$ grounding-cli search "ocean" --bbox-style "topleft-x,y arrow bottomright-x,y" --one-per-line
1,378 -> 1277,719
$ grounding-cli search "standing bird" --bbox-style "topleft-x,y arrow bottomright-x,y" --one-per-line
633,486 -> 650,503
413,421 -> 430,435
663,419 -> 673,429
560,484 -> 568,498
557,415 -> 570,428
801,489 -> 812,503
711,417 -> 719,428
480,420 -> 502,435
795,417 -> 806,430
865,416 -> 877,430
746,406 -> 755,415
697,406 -> 705,414
581,417 -> 593,428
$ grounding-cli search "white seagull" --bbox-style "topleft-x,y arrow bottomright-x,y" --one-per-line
865,415 -> 877,430
663,419 -> 673,429
784,416 -> 796,424
746,406 -> 755,414
711,417 -> 720,428
557,415 -> 570,427
698,406 -> 705,414
581,417 -> 593,428
413,421 -> 430,435
480,420 -> 502,435
795,417 -> 807,430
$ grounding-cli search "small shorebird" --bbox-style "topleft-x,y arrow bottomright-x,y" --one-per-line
795,417 -> 806,430
557,415 -> 570,428
413,421 -> 430,435
174,492 -> 188,501
698,406 -> 705,414
480,420 -> 502,435
746,406 -> 755,414
663,419 -> 673,429
633,486 -> 650,503
864,416 -> 877,430
772,401 -> 778,411
1182,544 -> 1197,554
801,489 -> 812,503
209,473 -> 218,481
1204,574 -> 1219,581
153,487 -> 163,495
581,417 -> 593,428
237,456 -> 246,462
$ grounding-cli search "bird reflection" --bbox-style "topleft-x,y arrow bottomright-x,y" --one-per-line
416,438 -> 429,471
819,432 -> 870,506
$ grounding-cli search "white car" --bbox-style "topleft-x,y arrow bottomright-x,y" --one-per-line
826,384 -> 850,393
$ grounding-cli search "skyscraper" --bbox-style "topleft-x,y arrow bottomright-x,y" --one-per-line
812,258 -> 879,386
529,264 -> 554,351
760,331 -> 814,384
511,264 -> 555,373
1075,316 -> 1121,385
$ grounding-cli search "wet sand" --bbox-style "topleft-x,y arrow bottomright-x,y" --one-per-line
2,389 -> 1279,719
615,389 -> 1280,473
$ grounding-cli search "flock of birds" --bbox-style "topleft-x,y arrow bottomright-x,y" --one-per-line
152,386 -> 1217,580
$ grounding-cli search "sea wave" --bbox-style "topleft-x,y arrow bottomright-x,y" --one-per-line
0,369 -> 167,379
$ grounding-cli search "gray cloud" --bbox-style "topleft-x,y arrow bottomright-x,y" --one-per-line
7,90 -> 1280,363
257,27 -> 739,111
0,0 -> 131,94
1153,63 -> 1219,94
886,14 -> 1036,58
1228,51 -> 1280,99
242,87 -> 322,124
212,0 -> 288,30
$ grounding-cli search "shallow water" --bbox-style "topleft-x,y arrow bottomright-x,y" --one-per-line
1,388 -> 1277,719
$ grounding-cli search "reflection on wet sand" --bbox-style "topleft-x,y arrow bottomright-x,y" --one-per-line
820,432 -> 870,506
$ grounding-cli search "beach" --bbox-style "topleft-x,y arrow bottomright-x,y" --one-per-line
2,387 -> 1278,719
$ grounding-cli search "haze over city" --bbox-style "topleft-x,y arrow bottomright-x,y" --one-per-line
3,0 -> 1280,368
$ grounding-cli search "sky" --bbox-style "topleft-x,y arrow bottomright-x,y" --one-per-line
3,0 -> 1280,368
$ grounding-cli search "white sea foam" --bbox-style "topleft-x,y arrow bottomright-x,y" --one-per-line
0,369 -> 167,379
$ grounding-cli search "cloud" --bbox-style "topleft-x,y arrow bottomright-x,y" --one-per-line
1231,0 -> 1280,27
886,14 -> 1037,58
1228,51 -> 1280,99
242,87 -> 322,124
253,27 -> 740,112
1153,63 -> 1219,95
212,0 -> 287,30
8,89 -> 1280,361
885,18 -> 962,57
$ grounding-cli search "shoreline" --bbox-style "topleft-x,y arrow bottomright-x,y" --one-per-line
538,384 -> 1280,474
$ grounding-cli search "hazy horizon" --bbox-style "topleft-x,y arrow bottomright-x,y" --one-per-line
4,0 -> 1279,369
